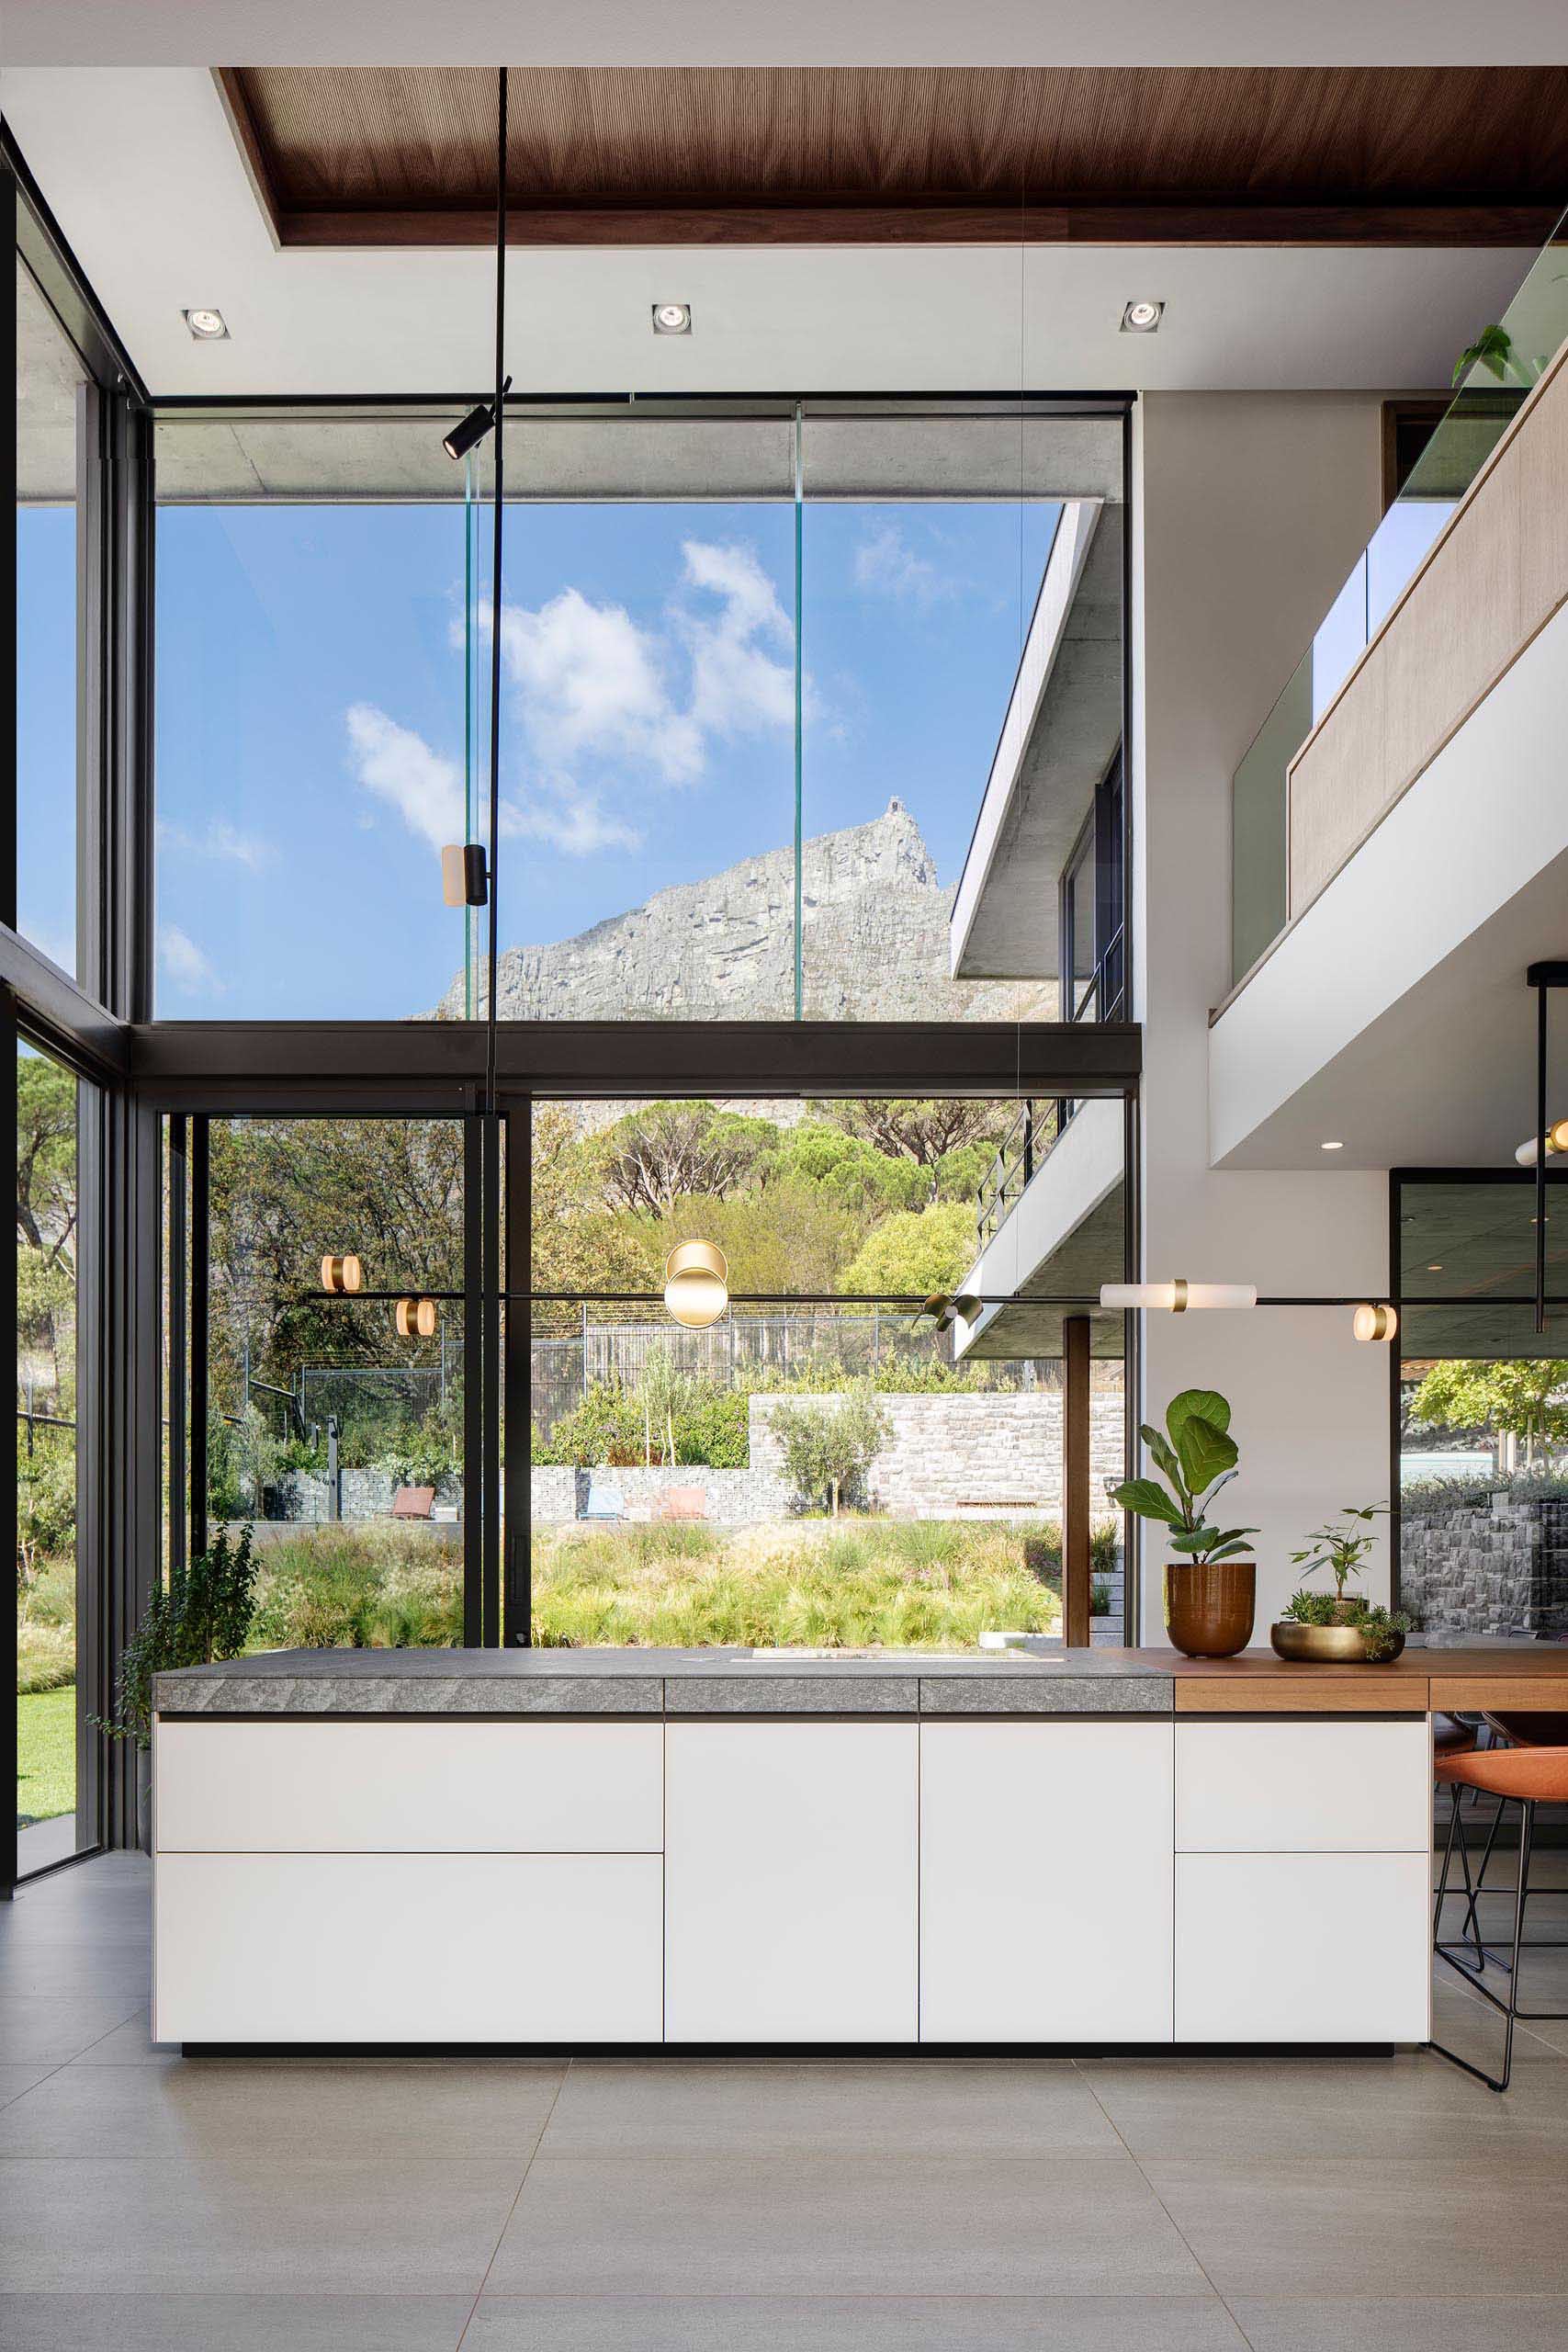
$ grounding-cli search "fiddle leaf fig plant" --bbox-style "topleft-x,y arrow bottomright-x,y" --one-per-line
1111,1388 -> 1258,1566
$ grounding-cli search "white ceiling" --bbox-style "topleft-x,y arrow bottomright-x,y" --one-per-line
9,1 -> 1568,67
4,68 -> 1539,401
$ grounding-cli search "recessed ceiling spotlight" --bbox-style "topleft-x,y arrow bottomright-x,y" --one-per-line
1321,1139 -> 1345,1151
652,301 -> 693,336
1121,299 -> 1164,334
183,308 -> 229,341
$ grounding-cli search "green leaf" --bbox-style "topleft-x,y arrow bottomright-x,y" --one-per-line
1204,1535 -> 1258,1561
1138,1422 -> 1185,1494
1168,1526 -> 1219,1554
1174,1412 -> 1238,1497
1167,1387 -> 1231,1445
1111,1477 -> 1182,1526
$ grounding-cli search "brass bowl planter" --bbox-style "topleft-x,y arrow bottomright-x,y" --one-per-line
1165,1560 -> 1256,1658
1270,1622 -> 1406,1665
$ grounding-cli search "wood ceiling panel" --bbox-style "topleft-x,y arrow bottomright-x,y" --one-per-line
218,66 -> 1568,247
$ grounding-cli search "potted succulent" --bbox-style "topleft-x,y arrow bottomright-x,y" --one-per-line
1274,1504 -> 1410,1662
1111,1389 -> 1258,1657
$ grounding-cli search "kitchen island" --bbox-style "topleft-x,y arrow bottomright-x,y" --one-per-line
148,1643 -> 1499,2051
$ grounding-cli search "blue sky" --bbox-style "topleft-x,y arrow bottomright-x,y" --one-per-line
21,496 -> 1060,1018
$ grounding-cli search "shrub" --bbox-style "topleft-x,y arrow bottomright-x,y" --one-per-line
96,1526 -> 258,1751
765,1384 -> 891,1516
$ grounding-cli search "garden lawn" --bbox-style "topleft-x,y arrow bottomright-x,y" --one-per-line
17,1684 -> 76,1824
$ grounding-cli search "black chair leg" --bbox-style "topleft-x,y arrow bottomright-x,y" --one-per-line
1431,1798 -> 1535,2093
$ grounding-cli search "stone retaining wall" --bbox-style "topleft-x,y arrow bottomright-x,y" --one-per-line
749,1391 -> 1123,1520
1401,1491 -> 1568,1637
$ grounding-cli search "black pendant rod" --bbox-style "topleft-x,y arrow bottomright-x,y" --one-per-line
1537,978 -> 1549,1336
485,64 -> 507,1107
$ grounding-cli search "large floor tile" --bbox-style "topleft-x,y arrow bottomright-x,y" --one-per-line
0,1994 -> 145,2064
1143,2156 -> 1568,2299
0,2294 -> 473,2352
0,2066 -> 57,2109
0,2056 -> 564,2159
58,2007 -> 173,2064
544,2061 -> 1122,2158
491,2154 -> 1207,2299
466,2292 -> 1249,2349
1084,2052 -> 1568,2156
1230,2297 -> 1568,2352
0,2156 -> 526,2294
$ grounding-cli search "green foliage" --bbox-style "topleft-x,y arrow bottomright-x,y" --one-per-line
596,1101 -> 777,1215
535,1374 -> 750,1471
537,1378 -> 645,1469
765,1383 -> 891,1515
1289,1503 -> 1385,1601
17,1427 -> 75,1595
1111,1388 -> 1257,1566
771,1122 -> 926,1217
1412,1359 -> 1568,1468
95,1527 -> 258,1751
251,1526 -> 462,1652
17,1686 -> 75,1823
1280,1589 -> 1411,1660
530,1516 -> 1065,1650
839,1201 -> 975,1298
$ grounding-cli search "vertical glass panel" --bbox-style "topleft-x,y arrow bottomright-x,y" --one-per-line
488,417 -> 795,1023
1397,1176 -> 1568,1640
207,1117 -> 465,1646
526,1093 -> 1125,1645
152,413 -> 475,1017
17,1042 -> 81,1873
802,412 -> 1123,1022
16,252 -> 86,975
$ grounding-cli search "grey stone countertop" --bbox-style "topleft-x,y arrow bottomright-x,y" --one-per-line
153,1645 -> 1173,1718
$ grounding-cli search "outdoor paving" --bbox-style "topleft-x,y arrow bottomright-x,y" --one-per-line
1,1849 -> 1566,2349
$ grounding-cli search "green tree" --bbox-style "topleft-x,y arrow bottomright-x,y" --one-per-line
772,1122 -> 924,1218
840,1201 -> 976,1298
817,1099 -> 1011,1200
1412,1358 -> 1568,1471
660,1181 -> 858,1296
766,1384 -> 891,1516
596,1101 -> 776,1215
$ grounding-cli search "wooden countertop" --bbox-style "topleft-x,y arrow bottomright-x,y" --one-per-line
1112,1644 -> 1568,1713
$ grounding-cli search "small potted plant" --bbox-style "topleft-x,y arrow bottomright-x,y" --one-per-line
1273,1504 -> 1410,1662
1111,1389 -> 1258,1657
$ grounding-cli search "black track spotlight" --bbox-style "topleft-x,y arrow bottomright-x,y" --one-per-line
442,377 -> 511,462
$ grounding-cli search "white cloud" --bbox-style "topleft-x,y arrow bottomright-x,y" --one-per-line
157,818 -> 277,875
355,537 -> 797,866
345,703 -> 464,850
852,522 -> 953,606
157,922 -> 220,995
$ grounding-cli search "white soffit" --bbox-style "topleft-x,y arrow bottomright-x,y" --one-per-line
8,1 -> 1568,67
2,69 -> 1539,399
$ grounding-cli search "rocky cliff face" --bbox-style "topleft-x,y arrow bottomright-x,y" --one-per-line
437,800 -> 1052,1023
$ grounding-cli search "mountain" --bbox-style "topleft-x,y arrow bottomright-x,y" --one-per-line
435,799 -> 1051,1023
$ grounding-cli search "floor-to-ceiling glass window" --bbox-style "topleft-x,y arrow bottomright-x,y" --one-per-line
201,1116 -> 467,1648
525,1091 -> 1125,1647
15,246 -> 87,978
1396,1172 -> 1568,1638
16,1041 -> 82,1872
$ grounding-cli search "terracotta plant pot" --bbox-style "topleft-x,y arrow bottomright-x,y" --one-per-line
1164,1559 -> 1256,1658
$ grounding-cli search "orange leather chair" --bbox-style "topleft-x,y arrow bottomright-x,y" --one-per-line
1431,1737 -> 1568,2091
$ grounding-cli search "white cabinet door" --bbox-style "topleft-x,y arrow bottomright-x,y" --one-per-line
154,1853 -> 664,2043
155,1720 -> 664,1854
919,1721 -> 1174,2043
1176,1852 -> 1431,2042
1176,1721 -> 1429,1854
664,1724 -> 918,2042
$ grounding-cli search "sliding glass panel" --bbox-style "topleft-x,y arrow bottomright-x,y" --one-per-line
16,1042 -> 82,1873
1397,1174 -> 1568,1640
207,1116 -> 466,1647
16,246 -> 87,976
526,1092 -> 1125,1645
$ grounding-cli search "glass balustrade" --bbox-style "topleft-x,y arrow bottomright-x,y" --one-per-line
1230,203 -> 1568,989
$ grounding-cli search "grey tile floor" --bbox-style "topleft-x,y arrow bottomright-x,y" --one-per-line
1,1849 -> 1566,2349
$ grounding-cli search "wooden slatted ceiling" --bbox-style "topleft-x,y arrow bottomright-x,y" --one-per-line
217,65 -> 1568,247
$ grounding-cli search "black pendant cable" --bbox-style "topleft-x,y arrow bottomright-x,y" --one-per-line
482,67 -> 507,1644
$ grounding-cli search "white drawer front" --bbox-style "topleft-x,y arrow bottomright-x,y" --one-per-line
154,1720 -> 663,1854
919,1722 -> 1174,2043
1176,1852 -> 1430,2042
665,1724 -> 919,2043
1176,1720 -> 1430,1853
154,1853 -> 663,2042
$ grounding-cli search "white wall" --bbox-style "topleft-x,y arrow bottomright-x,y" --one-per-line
1133,393 -> 1393,1634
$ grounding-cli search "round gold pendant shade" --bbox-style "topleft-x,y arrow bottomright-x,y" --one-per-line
663,1239 -> 729,1329
394,1297 -> 438,1340
321,1254 -> 362,1295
